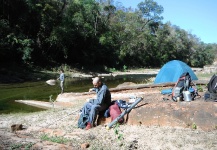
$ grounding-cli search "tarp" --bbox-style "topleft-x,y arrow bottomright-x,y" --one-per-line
154,60 -> 198,84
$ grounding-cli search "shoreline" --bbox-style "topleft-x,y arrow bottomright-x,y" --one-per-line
0,67 -> 206,84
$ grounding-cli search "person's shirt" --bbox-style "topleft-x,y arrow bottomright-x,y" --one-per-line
59,73 -> 64,81
89,83 -> 111,106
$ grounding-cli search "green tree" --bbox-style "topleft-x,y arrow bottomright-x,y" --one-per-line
0,0 -> 33,64
0,0 -> 216,70
109,0 -> 163,67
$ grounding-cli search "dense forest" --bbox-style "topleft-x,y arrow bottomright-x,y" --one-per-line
1,0 -> 217,71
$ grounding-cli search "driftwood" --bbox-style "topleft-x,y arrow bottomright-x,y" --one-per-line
110,82 -> 175,92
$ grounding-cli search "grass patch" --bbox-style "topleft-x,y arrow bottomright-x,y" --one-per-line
114,124 -> 123,141
197,85 -> 204,92
192,123 -> 197,130
9,142 -> 34,150
40,133 -> 70,144
196,73 -> 213,79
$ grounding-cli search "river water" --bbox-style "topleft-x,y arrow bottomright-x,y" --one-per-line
0,74 -> 155,114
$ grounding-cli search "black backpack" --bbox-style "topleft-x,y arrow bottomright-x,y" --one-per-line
172,72 -> 195,101
205,74 -> 217,101
207,74 -> 217,93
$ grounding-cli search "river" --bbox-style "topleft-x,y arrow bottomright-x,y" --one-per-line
0,74 -> 155,114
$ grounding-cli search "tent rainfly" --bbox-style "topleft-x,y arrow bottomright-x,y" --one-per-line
154,60 -> 198,84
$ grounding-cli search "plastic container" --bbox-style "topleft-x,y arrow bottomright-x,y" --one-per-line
183,91 -> 192,102
176,96 -> 183,102
173,87 -> 183,97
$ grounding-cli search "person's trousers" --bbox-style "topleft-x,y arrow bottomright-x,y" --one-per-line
60,81 -> 64,93
81,102 -> 101,125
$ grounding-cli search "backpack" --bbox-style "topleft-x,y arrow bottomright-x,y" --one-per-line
207,74 -> 217,93
204,74 -> 217,101
172,72 -> 197,101
109,102 -> 124,123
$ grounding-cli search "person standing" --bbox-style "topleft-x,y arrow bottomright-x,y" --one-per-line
57,69 -> 65,94
79,77 -> 111,130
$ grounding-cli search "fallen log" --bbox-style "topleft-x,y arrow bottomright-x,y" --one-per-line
110,80 -> 208,92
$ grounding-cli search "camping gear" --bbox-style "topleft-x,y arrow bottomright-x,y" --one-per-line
116,100 -> 131,109
106,97 -> 143,129
154,60 -> 198,84
207,74 -> 217,93
204,74 -> 217,102
161,88 -> 173,95
109,102 -> 124,123
172,87 -> 184,100
204,91 -> 217,102
161,72 -> 199,102
161,87 -> 196,96
172,72 -> 192,101
204,91 -> 210,100
210,93 -> 217,100
183,91 -> 192,101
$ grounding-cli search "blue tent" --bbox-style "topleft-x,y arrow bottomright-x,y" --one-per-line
154,60 -> 198,84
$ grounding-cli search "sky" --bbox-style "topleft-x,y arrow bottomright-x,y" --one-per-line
114,0 -> 217,44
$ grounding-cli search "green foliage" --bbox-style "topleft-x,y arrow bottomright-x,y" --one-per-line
9,142 -> 34,150
123,65 -> 127,72
114,124 -> 123,140
109,67 -> 117,72
192,123 -> 197,130
9,143 -> 23,150
40,133 -> 70,144
197,85 -> 204,92
1,0 -> 216,69
137,0 -> 164,23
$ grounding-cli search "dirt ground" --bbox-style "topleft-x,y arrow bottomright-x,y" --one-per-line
1,109 -> 217,150
1,86 -> 217,150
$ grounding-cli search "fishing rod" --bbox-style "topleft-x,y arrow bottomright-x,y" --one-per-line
43,108 -> 80,128
106,97 -> 143,129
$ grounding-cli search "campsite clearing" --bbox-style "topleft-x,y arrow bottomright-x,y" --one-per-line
1,68 -> 217,149
1,83 -> 217,149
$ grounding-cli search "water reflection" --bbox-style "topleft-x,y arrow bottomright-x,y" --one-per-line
0,74 -> 155,114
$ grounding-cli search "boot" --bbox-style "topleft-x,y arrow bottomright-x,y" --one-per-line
85,122 -> 92,130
